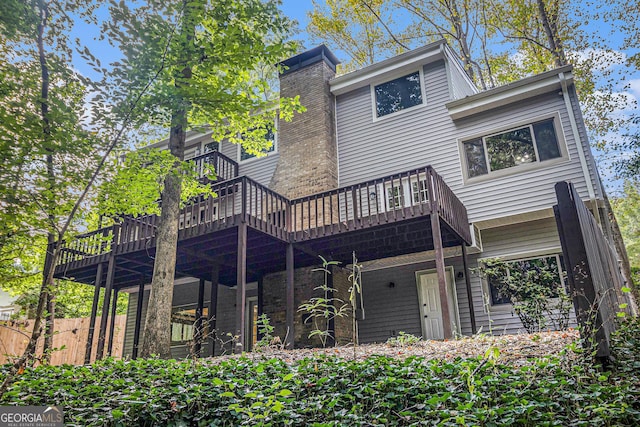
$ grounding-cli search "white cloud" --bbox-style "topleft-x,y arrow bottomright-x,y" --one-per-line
570,48 -> 627,72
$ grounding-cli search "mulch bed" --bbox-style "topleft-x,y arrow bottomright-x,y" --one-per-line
207,329 -> 580,367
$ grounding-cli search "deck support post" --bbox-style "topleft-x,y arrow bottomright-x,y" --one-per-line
285,243 -> 295,349
461,243 -> 477,334
96,253 -> 116,359
431,213 -> 452,339
235,223 -> 247,353
208,264 -> 219,356
257,276 -> 264,340
84,262 -> 104,364
132,278 -> 145,359
194,278 -> 205,357
107,288 -> 119,356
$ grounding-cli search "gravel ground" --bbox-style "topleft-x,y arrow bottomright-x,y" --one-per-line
206,329 -> 580,367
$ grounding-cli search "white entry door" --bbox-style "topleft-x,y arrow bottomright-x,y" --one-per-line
418,273 -> 444,340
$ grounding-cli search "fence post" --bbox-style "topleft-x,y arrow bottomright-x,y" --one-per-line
554,181 -> 610,361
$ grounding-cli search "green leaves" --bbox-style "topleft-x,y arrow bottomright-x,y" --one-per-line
2,350 -> 639,426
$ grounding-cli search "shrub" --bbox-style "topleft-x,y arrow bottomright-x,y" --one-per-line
1,347 -> 639,426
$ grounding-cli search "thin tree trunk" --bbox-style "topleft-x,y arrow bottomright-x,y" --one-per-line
140,0 -> 194,358
536,0 -> 565,67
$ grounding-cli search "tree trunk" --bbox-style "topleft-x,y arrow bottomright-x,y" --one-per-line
139,120 -> 185,358
139,0 -> 195,358
536,0 -> 566,67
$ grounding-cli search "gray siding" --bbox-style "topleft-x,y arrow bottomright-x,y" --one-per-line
447,58 -> 477,99
358,256 -> 474,343
219,141 -> 279,187
471,217 -> 576,334
335,61 -> 594,224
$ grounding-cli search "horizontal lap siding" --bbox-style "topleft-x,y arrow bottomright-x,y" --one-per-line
220,141 -> 279,187
336,61 -> 594,224
358,256 -> 474,343
470,218 -> 577,334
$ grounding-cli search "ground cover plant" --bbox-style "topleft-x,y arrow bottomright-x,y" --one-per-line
1,327 -> 639,426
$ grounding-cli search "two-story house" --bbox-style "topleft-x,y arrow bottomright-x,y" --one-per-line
54,41 -> 607,359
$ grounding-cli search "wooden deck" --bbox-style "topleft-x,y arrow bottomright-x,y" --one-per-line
54,165 -> 471,288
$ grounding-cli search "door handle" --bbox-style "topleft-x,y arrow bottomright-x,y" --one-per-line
424,315 -> 428,318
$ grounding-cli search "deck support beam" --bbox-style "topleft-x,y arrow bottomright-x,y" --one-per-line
431,213 -> 452,339
132,278 -> 145,359
257,275 -> 264,340
235,223 -> 247,353
84,262 -> 103,364
107,288 -> 119,356
96,254 -> 116,359
461,243 -> 477,334
286,243 -> 295,349
194,278 -> 205,357
208,264 -> 219,356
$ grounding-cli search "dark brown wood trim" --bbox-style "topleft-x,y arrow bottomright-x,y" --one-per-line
84,262 -> 103,364
208,264 -> 219,357
286,243 -> 294,349
132,279 -> 145,359
107,288 -> 119,356
461,243 -> 476,334
235,224 -> 247,353
96,254 -> 116,359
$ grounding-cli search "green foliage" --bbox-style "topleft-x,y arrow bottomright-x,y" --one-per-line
98,149 -> 216,218
478,257 -> 572,333
253,314 -> 284,351
2,345 -> 640,426
610,316 -> 640,375
611,179 -> 640,270
298,257 -> 347,348
385,331 -> 421,347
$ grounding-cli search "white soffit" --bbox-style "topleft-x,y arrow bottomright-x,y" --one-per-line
446,66 -> 573,120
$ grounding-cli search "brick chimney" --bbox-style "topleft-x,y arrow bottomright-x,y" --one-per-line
269,45 -> 340,199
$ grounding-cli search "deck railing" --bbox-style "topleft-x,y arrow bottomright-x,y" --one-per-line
57,226 -> 115,266
289,166 -> 471,242
55,166 -> 470,268
190,150 -> 238,182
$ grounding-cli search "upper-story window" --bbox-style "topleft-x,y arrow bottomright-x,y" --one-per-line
374,71 -> 424,118
239,122 -> 276,162
462,118 -> 562,179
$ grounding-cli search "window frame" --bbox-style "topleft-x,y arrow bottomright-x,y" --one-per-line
459,113 -> 568,184
238,120 -> 278,164
370,68 -> 427,121
170,304 -> 209,346
480,251 -> 566,310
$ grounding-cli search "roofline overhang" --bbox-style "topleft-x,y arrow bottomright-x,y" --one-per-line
446,65 -> 574,120
329,40 -> 447,96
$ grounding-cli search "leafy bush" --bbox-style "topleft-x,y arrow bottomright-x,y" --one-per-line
2,346 -> 639,426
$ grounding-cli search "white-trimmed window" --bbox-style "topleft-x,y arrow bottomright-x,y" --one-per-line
462,118 -> 562,179
170,306 -> 209,345
485,254 -> 565,306
373,71 -> 424,118
239,122 -> 276,162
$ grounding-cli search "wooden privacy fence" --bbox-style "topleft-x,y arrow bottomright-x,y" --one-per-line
0,315 -> 126,366
554,181 -> 634,360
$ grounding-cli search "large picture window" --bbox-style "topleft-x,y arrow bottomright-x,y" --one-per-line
374,71 -> 423,118
463,118 -> 562,178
